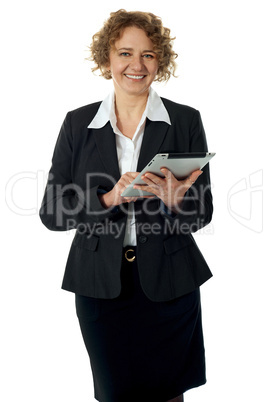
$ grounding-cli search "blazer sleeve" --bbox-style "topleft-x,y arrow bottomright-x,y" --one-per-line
39,112 -> 121,231
161,110 -> 213,233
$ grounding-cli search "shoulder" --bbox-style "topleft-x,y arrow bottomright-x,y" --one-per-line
160,97 -> 200,123
67,101 -> 102,128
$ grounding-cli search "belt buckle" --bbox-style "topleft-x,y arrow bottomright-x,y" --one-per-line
125,248 -> 136,262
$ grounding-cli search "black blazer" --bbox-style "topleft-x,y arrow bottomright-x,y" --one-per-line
39,97 -> 213,302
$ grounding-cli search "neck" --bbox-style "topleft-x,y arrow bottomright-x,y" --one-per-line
114,88 -> 149,121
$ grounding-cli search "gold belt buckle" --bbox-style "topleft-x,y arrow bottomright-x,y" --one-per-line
125,249 -> 136,262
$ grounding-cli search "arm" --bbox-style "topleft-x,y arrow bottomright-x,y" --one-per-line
134,110 -> 213,233
39,112 -> 123,231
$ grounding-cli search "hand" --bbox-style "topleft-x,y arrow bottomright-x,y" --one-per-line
98,172 -> 154,209
133,167 -> 203,213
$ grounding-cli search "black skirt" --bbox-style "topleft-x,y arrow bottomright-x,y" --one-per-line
75,247 -> 206,402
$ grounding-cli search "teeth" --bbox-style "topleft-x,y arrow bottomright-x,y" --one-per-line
125,75 -> 145,79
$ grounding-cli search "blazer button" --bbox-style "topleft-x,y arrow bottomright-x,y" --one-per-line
138,235 -> 148,244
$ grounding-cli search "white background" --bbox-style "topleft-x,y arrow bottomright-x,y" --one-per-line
1,0 -> 267,401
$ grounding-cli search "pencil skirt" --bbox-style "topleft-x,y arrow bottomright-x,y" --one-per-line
75,248 -> 206,402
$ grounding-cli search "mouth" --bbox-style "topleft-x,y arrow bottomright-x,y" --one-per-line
125,74 -> 146,80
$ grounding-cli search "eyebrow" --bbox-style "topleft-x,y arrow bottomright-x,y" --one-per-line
117,47 -> 156,53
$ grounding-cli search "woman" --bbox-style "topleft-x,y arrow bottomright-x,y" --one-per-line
40,9 -> 213,402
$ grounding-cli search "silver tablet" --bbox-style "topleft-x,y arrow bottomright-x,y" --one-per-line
121,152 -> 215,197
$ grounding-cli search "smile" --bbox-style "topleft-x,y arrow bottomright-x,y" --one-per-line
125,74 -> 146,80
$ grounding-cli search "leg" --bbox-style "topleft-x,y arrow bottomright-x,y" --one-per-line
166,394 -> 184,402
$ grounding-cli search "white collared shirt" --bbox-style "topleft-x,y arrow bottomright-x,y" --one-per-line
88,87 -> 171,246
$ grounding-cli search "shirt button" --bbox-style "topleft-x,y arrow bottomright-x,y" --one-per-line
138,236 -> 148,244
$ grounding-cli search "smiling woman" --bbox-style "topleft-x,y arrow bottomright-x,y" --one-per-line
40,8 -> 213,402
89,9 -> 178,82
107,27 -> 159,98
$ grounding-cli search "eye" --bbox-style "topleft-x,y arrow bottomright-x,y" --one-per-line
143,54 -> 155,59
120,52 -> 131,57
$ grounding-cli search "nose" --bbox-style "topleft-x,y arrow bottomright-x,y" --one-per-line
129,55 -> 144,71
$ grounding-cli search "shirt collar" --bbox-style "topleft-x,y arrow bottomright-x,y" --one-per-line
87,87 -> 171,129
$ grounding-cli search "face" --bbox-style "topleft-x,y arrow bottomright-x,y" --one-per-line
107,26 -> 159,97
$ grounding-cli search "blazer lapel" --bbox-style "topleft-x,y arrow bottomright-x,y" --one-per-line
92,119 -> 170,179
137,119 -> 170,171
92,122 -> 121,181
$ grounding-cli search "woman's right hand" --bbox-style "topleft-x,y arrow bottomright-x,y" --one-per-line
98,172 -> 143,209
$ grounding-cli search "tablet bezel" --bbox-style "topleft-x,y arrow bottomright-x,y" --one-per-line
121,152 -> 215,197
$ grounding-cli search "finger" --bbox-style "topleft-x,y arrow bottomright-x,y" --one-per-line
122,196 -> 137,203
142,172 -> 164,185
119,173 -> 140,188
134,184 -> 161,197
160,167 -> 175,180
126,197 -> 138,202
120,174 -> 139,188
186,170 -> 203,186
124,172 -> 140,179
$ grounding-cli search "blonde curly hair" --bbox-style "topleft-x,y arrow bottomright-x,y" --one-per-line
88,9 -> 178,82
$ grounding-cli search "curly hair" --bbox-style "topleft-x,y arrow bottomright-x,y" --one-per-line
88,9 -> 178,82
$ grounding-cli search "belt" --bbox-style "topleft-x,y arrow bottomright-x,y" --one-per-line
124,246 -> 136,262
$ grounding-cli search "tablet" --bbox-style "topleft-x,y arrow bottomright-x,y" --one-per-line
121,152 -> 215,197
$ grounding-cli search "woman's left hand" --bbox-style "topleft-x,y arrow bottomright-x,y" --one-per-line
133,167 -> 203,214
